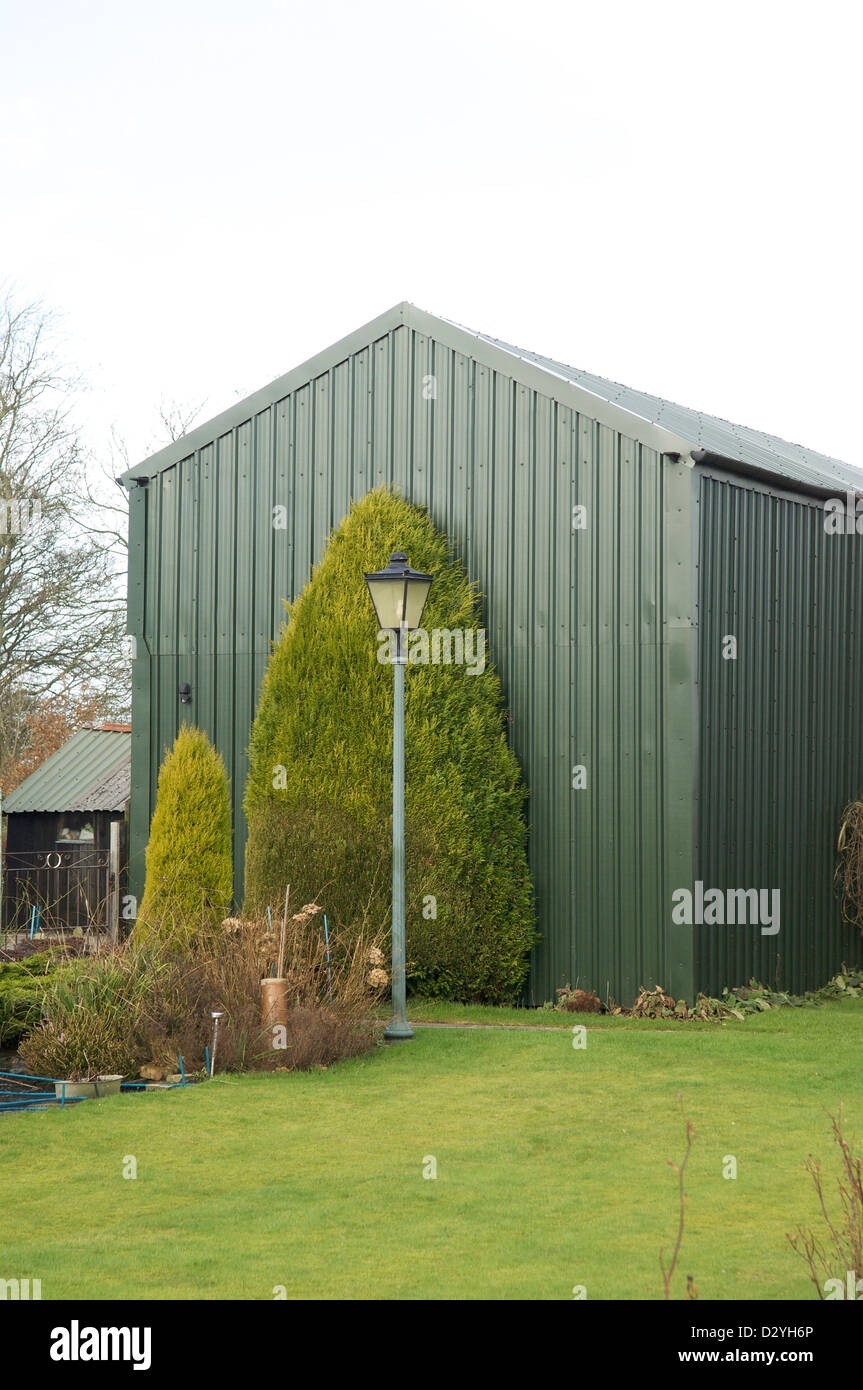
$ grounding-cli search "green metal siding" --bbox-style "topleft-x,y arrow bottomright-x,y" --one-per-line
127,322 -> 696,1003
695,471 -> 863,993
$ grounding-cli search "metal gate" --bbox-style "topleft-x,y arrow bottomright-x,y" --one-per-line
1,845 -> 115,938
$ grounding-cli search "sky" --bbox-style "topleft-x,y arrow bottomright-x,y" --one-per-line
1,0 -> 861,473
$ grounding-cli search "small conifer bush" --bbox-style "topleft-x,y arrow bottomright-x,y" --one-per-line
137,724 -> 233,943
244,488 -> 535,1001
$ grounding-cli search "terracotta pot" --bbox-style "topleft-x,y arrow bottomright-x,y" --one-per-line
261,977 -> 289,1029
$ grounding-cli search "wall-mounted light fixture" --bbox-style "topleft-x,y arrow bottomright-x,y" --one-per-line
179,683 -> 191,704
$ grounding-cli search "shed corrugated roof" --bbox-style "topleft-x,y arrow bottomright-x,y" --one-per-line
122,302 -> 863,494
2,729 -> 131,814
68,758 -> 131,813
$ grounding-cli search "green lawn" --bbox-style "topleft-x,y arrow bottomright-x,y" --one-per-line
1,999 -> 861,1300
395,998 -> 724,1028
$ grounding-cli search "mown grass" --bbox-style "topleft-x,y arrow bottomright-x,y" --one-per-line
1,998 -> 860,1300
394,998 -> 723,1028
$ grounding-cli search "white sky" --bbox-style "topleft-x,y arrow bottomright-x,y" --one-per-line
1,0 -> 861,472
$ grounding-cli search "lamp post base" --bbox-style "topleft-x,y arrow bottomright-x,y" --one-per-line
384,1018 -> 414,1042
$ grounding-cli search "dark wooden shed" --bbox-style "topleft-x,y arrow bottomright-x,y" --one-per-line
1,725 -> 131,942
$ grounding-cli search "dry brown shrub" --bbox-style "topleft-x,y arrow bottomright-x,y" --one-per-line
134,905 -> 387,1073
19,896 -> 388,1078
555,985 -> 601,1013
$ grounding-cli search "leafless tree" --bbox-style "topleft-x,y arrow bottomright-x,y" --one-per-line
0,296 -> 127,780
80,398 -> 204,557
0,294 -> 205,788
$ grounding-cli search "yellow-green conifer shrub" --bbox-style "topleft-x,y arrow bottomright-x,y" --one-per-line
244,488 -> 535,1001
137,724 -> 233,943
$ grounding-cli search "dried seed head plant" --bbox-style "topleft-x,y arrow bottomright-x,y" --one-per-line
835,802 -> 863,934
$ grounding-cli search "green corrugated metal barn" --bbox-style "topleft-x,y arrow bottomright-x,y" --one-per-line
121,303 -> 863,1003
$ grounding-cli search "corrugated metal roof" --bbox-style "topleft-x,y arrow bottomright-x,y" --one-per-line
69,759 -> 131,813
458,320 -> 863,494
2,729 -> 131,814
122,302 -> 863,495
